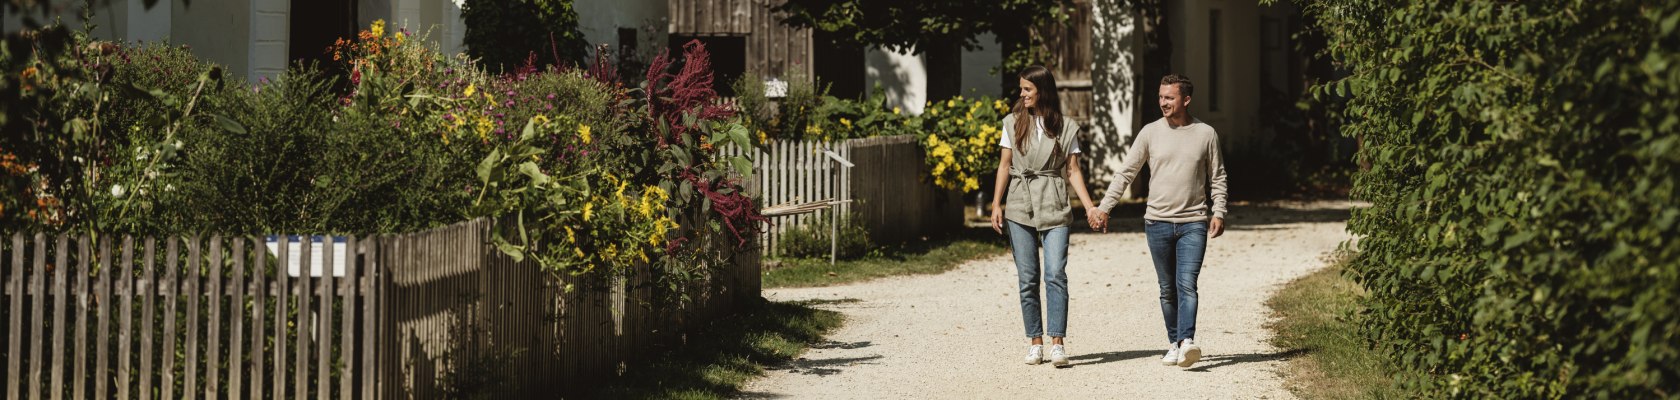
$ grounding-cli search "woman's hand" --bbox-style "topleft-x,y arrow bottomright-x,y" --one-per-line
991,204 -> 1005,235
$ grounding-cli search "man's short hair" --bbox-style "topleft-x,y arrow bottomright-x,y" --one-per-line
1161,74 -> 1194,98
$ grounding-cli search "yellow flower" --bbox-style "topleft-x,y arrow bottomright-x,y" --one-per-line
947,99 -> 957,108
463,83 -> 476,97
579,124 -> 592,144
393,31 -> 406,46
533,114 -> 550,126
583,201 -> 594,221
758,130 -> 769,144
840,118 -> 852,129
370,19 -> 385,38
931,108 -> 940,116
893,107 -> 902,115
474,117 -> 493,139
565,226 -> 576,243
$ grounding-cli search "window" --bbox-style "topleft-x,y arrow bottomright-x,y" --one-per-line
1208,9 -> 1222,112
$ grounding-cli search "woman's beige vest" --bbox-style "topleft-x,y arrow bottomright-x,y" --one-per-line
1002,114 -> 1081,231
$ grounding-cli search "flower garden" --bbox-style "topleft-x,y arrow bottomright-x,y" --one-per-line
0,21 -> 1014,287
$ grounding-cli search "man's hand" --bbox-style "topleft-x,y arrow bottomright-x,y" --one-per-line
1209,217 -> 1225,238
1087,209 -> 1108,232
991,204 -> 1005,235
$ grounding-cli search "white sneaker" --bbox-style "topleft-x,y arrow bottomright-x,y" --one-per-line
1024,345 -> 1045,365
1049,345 -> 1069,367
1160,343 -> 1181,366
1177,338 -> 1202,368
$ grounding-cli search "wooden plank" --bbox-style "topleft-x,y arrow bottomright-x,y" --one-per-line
295,237 -> 311,398
7,233 -> 23,400
27,233 -> 43,400
206,236 -> 222,399
230,238 -> 245,398
161,238 -> 179,400
184,236 -> 201,400
251,237 -> 267,400
138,238 -> 156,400
317,236 -> 333,399
362,237 -> 377,400
273,235 -> 288,400
95,238 -> 112,400
50,234 -> 69,400
116,237 -> 134,400
340,236 -> 356,400
72,235 -> 89,400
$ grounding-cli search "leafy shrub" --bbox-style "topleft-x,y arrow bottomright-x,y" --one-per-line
729,74 -> 1006,193
914,96 -> 1008,192
1305,1 -> 1679,397
776,214 -> 872,260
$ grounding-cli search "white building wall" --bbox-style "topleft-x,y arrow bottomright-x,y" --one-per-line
1090,0 -> 1140,187
574,0 -> 665,61
866,47 -> 927,115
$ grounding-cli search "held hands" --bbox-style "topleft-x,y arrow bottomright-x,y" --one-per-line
1209,217 -> 1225,238
1087,209 -> 1109,232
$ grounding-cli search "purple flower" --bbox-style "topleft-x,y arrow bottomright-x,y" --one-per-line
443,114 -> 455,121
546,93 -> 556,100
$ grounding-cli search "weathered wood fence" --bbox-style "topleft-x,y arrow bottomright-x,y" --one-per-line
728,135 -> 964,256
0,218 -> 760,399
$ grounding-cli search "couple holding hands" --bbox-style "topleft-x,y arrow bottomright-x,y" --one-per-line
988,66 -> 1228,368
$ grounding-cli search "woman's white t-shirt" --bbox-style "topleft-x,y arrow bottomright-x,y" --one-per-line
998,117 -> 1081,154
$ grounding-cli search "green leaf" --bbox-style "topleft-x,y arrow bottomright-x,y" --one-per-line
517,161 -> 550,185
730,156 -> 753,177
671,147 -> 692,166
477,149 -> 502,183
727,123 -> 752,149
212,113 -> 247,135
521,118 -> 538,141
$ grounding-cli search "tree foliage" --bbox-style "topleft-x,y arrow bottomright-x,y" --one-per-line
1306,0 -> 1680,397
773,0 -> 1071,92
460,0 -> 590,73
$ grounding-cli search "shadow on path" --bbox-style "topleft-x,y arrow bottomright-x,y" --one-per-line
1065,349 -> 1160,367
765,355 -> 886,377
1182,348 -> 1309,372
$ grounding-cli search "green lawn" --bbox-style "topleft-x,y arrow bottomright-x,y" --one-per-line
1265,254 -> 1408,399
763,227 -> 1010,288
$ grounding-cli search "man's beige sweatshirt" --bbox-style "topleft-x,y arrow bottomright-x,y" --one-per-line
1096,117 -> 1229,222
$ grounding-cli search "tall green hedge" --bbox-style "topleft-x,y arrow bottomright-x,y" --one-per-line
1305,1 -> 1679,397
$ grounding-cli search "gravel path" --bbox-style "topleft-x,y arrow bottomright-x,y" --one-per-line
738,201 -> 1358,400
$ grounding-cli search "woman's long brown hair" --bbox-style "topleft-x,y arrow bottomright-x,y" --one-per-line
1012,65 -> 1064,162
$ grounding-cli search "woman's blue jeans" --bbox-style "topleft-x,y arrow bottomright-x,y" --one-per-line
1144,219 -> 1207,344
1007,221 -> 1069,338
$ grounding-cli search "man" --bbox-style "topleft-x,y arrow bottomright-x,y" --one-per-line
1089,74 -> 1228,368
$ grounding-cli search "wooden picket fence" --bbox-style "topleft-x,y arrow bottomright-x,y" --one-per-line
0,218 -> 760,399
727,135 -> 964,256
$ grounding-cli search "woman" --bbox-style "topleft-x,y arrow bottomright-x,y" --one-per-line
989,65 -> 1101,367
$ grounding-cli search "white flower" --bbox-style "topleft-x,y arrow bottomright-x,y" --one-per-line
111,184 -> 126,198
164,184 -> 175,192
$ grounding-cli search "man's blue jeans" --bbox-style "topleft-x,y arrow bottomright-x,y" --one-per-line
1144,219 -> 1207,344
1007,220 -> 1069,338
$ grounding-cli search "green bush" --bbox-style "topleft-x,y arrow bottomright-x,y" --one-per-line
1304,1 -> 1679,397
776,214 -> 872,260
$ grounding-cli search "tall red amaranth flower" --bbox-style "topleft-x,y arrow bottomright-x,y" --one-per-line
645,40 -> 736,148
643,40 -> 763,247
